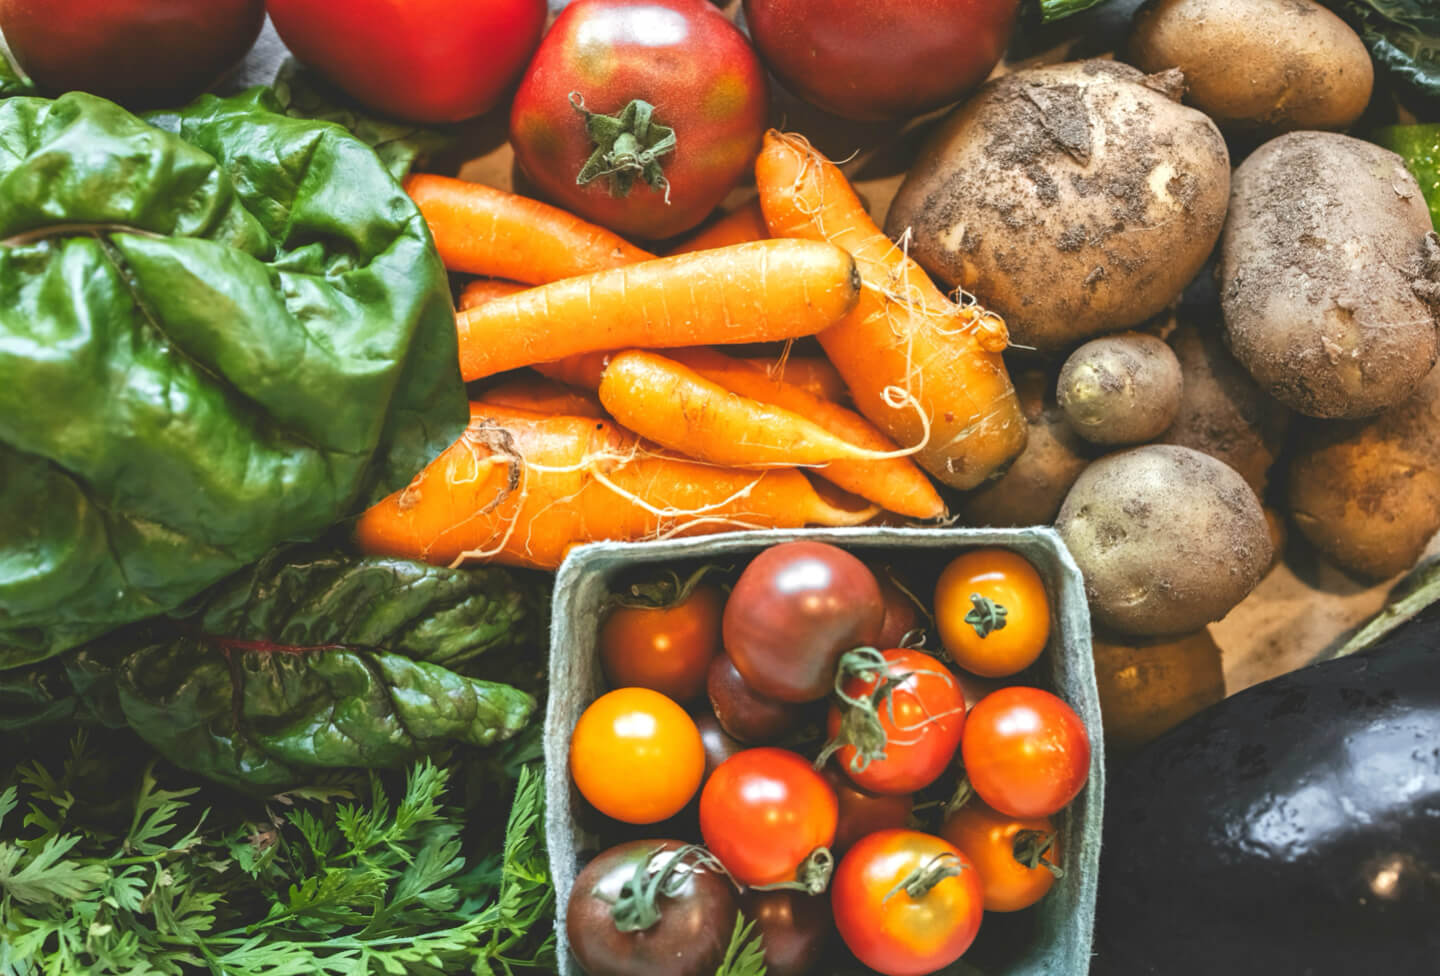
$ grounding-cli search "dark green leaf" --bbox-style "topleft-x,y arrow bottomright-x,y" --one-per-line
1037,0 -> 1111,22
1320,0 -> 1440,106
0,90 -> 467,668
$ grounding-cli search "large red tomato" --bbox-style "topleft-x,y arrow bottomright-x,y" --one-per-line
509,0 -> 768,239
742,0 -> 1020,121
266,0 -> 546,123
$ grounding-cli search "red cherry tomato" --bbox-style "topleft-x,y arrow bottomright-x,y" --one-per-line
961,687 -> 1091,818
598,584 -> 723,702
823,765 -> 914,855
826,649 -> 965,795
941,800 -> 1061,912
509,0 -> 768,239
700,748 -> 838,888
831,829 -> 984,976
267,0 -> 546,123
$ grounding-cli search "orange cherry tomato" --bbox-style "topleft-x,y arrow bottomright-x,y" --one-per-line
569,687 -> 705,824
941,800 -> 1061,911
934,549 -> 1050,677
598,583 -> 724,702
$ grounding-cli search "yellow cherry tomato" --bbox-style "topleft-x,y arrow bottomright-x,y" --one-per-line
934,549 -> 1050,677
569,687 -> 705,824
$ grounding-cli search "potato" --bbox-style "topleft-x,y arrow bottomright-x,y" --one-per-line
886,59 -> 1230,352
1057,331 -> 1182,445
1129,0 -> 1373,135
1219,132 -> 1440,419
1056,445 -> 1271,637
1160,315 -> 1291,496
1092,629 -> 1225,752
1287,365 -> 1440,580
960,368 -> 1092,526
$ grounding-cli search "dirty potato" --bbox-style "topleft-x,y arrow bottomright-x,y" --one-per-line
1092,629 -> 1226,752
1057,331 -> 1183,445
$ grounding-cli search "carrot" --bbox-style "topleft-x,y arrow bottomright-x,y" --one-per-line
532,352 -> 613,391
455,239 -> 862,381
755,130 -> 1027,490
478,375 -> 607,419
355,403 -> 876,570
406,173 -> 655,283
667,348 -> 946,519
669,198 -> 769,255
598,350 -> 892,468
458,278 -> 527,311
738,354 -> 847,403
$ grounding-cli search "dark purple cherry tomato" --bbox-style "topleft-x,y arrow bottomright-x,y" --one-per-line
823,765 -> 916,855
694,711 -> 745,782
707,653 -> 801,744
741,890 -> 833,976
875,573 -> 925,649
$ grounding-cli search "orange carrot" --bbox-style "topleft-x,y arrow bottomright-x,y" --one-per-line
669,198 -> 769,255
598,350 -> 890,468
355,403 -> 876,570
755,130 -> 1027,490
458,278 -> 527,311
667,348 -> 945,519
455,239 -> 862,381
532,352 -> 613,391
478,375 -> 607,419
738,354 -> 847,403
406,174 -> 655,283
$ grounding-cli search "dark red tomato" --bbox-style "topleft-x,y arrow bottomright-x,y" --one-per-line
267,0 -> 546,123
0,0 -> 264,108
875,573 -> 925,649
742,0 -> 1020,121
568,839 -> 739,976
707,653 -> 800,744
741,890 -> 832,976
823,765 -> 914,855
700,748 -> 838,889
832,830 -> 984,976
599,584 -> 723,702
962,687 -> 1091,818
694,712 -> 744,784
724,542 -> 885,703
827,649 -> 966,795
509,0 -> 768,239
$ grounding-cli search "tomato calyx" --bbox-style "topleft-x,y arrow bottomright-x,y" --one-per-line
882,851 -> 968,904
570,93 -> 677,200
605,844 -> 733,933
609,564 -> 724,611
817,648 -> 962,774
750,846 -> 835,896
964,593 -> 1009,638
942,777 -> 976,818
1012,829 -> 1065,880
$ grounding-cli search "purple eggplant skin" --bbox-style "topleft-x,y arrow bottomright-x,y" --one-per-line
1095,608 -> 1440,975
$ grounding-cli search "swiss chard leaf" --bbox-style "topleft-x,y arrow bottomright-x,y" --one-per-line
0,89 -> 467,668
1326,0 -> 1440,107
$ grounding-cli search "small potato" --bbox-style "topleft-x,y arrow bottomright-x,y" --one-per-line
960,368 -> 1093,526
1288,366 -> 1440,580
1129,0 -> 1373,135
1056,445 -> 1271,637
1092,629 -> 1225,753
1057,332 -> 1182,445
1160,315 -> 1291,496
886,59 -> 1230,352
1219,132 -> 1440,419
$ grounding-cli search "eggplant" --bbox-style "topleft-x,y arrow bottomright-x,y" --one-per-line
1095,603 -> 1440,974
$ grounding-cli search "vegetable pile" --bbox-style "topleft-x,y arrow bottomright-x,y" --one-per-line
563,541 -> 1092,976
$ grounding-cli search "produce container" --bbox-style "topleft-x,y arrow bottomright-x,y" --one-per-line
544,526 -> 1103,976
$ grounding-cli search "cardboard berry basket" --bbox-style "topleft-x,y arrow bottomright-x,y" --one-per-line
544,526 -> 1103,976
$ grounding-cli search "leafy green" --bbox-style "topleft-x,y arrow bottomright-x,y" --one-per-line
0,89 -> 467,669
713,915 -> 769,976
1324,0 -> 1440,106
0,43 -> 32,97
1037,0 -> 1108,23
1377,124 -> 1440,230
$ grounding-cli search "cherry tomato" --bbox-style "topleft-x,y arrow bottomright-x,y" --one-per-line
741,890 -> 832,976
961,687 -> 1091,818
700,748 -> 838,888
831,829 -> 984,976
935,549 -> 1051,677
826,649 -> 965,795
268,0 -> 546,123
724,542 -> 884,703
570,688 -> 705,824
707,653 -> 801,744
694,712 -> 744,785
823,765 -> 914,855
599,584 -> 723,702
875,572 -> 925,649
941,800 -> 1061,911
509,0 -> 768,239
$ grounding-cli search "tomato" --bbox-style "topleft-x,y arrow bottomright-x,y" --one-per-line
935,548 -> 1051,677
707,653 -> 801,744
694,712 -> 744,784
941,800 -> 1061,912
831,830 -> 984,976
267,0 -> 546,123
826,649 -> 965,795
568,839 -> 738,976
742,0 -> 1019,122
874,572 -> 925,649
509,0 -> 768,239
961,687 -> 1091,818
723,542 -> 885,703
570,688 -> 705,824
823,765 -> 914,855
740,890 -> 832,976
700,748 -> 838,889
599,583 -> 723,702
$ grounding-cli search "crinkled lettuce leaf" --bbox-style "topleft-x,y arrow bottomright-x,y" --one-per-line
0,90 -> 467,667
